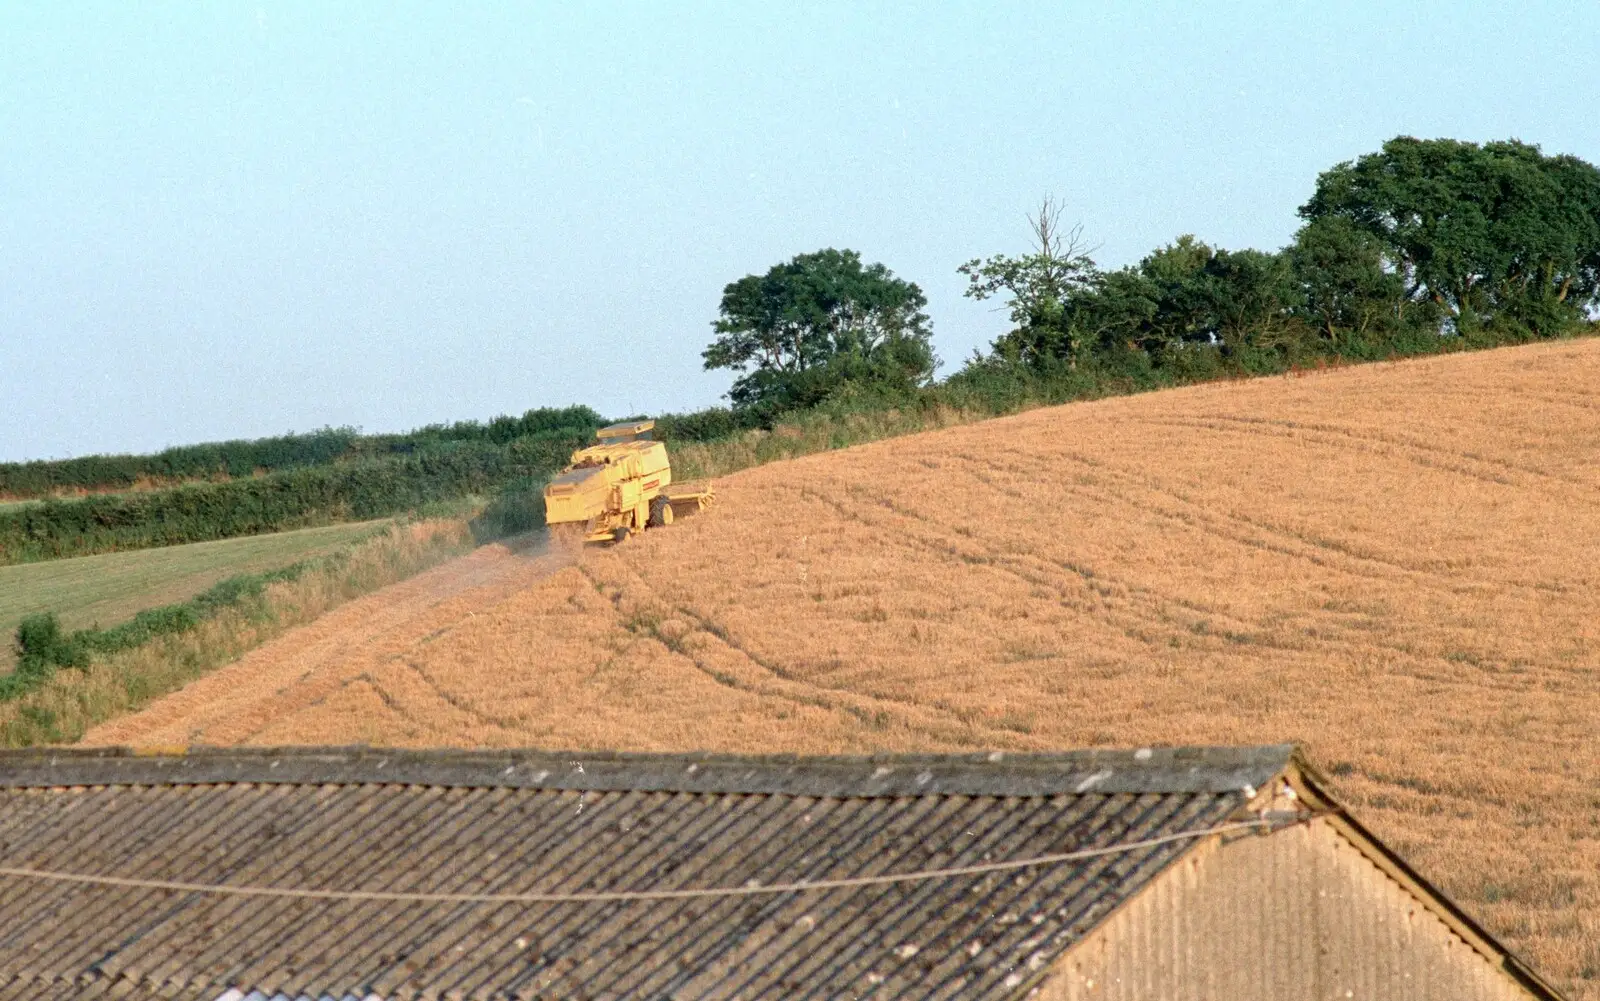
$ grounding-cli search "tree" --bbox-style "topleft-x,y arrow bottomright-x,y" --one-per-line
1203,247 -> 1305,353
703,249 -> 936,414
1300,137 -> 1600,335
1288,216 -> 1405,344
1130,235 -> 1219,352
962,213 -> 1307,368
960,197 -> 1100,365
1083,237 -> 1302,360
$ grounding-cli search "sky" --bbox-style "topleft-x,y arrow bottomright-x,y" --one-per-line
2,2 -> 1596,462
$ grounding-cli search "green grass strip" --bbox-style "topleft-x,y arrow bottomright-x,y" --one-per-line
2,525 -> 391,702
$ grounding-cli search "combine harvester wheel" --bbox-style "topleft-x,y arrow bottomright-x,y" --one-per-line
650,497 -> 674,528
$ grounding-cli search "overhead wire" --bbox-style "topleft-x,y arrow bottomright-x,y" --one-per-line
0,817 -> 1284,905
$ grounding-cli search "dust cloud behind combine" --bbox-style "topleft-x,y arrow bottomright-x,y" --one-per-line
88,339 -> 1600,988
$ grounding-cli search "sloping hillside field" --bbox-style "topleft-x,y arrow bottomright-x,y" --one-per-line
89,340 -> 1600,989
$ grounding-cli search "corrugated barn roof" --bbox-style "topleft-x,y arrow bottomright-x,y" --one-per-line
0,745 -> 1291,1001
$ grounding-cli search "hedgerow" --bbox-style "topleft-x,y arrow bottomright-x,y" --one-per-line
0,430 -> 590,565
0,405 -> 602,500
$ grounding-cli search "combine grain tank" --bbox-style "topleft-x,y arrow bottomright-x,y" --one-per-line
542,420 -> 714,543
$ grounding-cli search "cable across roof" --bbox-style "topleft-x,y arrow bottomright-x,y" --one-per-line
0,817 -> 1286,905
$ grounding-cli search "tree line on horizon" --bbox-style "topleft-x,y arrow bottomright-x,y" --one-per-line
701,136 -> 1600,421
0,405 -> 605,501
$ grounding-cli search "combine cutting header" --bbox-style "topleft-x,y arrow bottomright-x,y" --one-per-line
542,421 -> 714,543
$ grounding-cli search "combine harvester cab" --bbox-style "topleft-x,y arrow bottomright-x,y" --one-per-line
543,420 -> 714,544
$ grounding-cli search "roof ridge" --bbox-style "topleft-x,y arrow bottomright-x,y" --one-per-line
0,744 -> 1296,796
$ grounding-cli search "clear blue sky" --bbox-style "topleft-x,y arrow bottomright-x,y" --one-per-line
3,2 -> 1595,462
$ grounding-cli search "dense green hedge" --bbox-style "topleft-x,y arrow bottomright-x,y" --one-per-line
0,428 -> 359,499
0,430 -> 591,565
364,404 -> 604,452
652,406 -> 763,443
0,405 -> 603,500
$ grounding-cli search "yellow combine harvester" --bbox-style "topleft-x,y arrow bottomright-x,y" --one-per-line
543,420 -> 714,543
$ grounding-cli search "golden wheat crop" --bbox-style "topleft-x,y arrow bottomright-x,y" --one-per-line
86,339 -> 1600,992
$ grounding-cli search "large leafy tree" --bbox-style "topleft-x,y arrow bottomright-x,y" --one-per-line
1288,216 -> 1406,344
1300,136 -> 1600,334
704,249 -> 936,413
1203,246 -> 1305,352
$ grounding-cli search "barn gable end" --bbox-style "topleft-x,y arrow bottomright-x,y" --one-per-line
1046,819 -> 1529,1001
1043,761 -> 1562,1001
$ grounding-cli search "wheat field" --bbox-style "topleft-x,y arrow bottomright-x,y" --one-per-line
87,339 -> 1600,991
